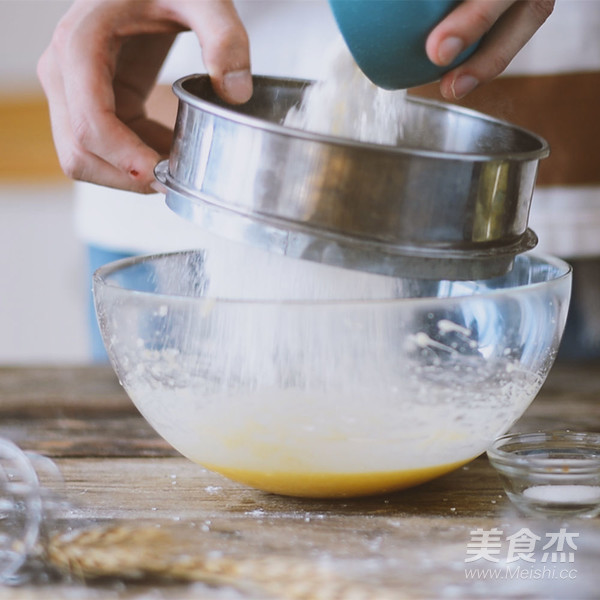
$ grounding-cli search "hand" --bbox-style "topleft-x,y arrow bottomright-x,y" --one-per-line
37,0 -> 252,194
426,0 -> 555,100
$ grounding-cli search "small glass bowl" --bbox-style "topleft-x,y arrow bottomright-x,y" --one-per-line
487,431 -> 600,518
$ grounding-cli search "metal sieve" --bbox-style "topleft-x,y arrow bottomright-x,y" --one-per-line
155,75 -> 549,280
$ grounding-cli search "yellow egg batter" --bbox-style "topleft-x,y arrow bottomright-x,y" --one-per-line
201,459 -> 472,498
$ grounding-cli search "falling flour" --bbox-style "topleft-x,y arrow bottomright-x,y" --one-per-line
284,36 -> 408,145
198,36 -> 410,303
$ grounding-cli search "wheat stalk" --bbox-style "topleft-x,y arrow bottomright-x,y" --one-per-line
46,524 -> 399,600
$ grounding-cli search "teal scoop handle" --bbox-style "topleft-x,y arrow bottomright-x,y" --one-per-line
329,0 -> 479,90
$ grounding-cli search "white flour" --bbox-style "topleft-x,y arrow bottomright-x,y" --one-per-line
198,232 -> 402,301
523,485 -> 600,504
284,36 -> 407,145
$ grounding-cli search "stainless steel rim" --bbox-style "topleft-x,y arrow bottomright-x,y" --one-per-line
157,160 -> 538,281
159,75 -> 549,280
172,75 -> 550,162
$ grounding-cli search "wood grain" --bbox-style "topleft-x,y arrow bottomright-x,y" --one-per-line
0,363 -> 599,599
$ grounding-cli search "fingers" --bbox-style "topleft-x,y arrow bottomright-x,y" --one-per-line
39,37 -> 150,192
37,0 -> 252,194
167,0 -> 252,104
39,2 -> 173,192
63,8 -> 179,191
426,0 -> 555,100
426,0 -> 513,66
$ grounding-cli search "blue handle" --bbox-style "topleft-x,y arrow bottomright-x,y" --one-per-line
329,0 -> 478,89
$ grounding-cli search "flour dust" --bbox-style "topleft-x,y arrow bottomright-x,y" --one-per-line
284,35 -> 408,145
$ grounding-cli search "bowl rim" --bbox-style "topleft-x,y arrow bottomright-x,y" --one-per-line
92,250 -> 572,306
173,74 -> 550,163
487,430 -> 600,472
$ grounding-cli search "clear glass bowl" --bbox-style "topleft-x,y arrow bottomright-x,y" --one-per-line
93,245 -> 571,498
488,431 -> 600,518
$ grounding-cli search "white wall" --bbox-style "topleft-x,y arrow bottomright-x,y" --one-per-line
0,0 -> 70,93
0,184 -> 88,363
0,0 -> 89,363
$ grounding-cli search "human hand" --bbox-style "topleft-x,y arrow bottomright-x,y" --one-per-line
426,0 -> 555,100
38,0 -> 251,194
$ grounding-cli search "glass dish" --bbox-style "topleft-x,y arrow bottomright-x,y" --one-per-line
93,246 -> 571,498
487,431 -> 600,518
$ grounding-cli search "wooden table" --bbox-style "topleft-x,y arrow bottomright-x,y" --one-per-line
0,363 -> 599,599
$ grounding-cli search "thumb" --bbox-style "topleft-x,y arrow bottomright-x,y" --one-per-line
173,0 -> 252,104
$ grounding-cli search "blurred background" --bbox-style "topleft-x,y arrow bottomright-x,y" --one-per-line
0,0 -> 88,363
1,1 -> 598,364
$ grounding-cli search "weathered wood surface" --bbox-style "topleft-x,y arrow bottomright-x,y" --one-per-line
0,363 -> 599,599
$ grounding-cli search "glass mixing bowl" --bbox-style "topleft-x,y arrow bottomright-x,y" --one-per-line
93,243 -> 571,498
